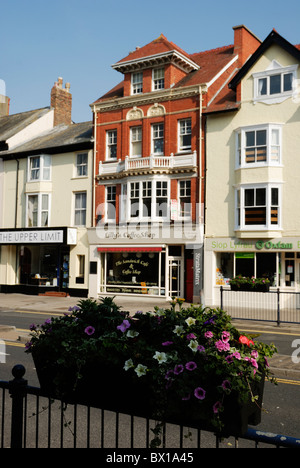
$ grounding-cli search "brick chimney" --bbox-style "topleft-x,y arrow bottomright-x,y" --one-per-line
233,25 -> 261,67
0,79 -> 9,116
50,77 -> 72,126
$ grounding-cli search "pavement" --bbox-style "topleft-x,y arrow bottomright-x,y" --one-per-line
0,292 -> 300,380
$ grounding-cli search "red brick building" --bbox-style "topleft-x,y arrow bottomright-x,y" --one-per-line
87,26 -> 261,302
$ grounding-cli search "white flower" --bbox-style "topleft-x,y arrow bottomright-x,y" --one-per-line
188,339 -> 199,353
126,329 -> 139,338
123,359 -> 134,371
185,317 -> 196,327
153,351 -> 168,364
173,325 -> 185,336
135,364 -> 148,377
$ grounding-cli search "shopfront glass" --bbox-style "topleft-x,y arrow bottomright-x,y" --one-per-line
103,251 -> 164,295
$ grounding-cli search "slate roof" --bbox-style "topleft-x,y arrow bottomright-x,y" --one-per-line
1,121 -> 93,159
0,107 -> 51,143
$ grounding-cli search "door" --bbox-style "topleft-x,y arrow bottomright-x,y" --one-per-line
296,260 -> 300,308
169,258 -> 183,298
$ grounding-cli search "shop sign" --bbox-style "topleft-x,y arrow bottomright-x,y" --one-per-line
0,230 -> 64,244
209,238 -> 296,251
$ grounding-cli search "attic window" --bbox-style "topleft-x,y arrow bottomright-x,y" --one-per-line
253,61 -> 298,104
153,67 -> 165,90
132,72 -> 143,94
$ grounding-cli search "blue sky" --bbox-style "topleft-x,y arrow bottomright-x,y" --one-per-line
1,0 -> 300,122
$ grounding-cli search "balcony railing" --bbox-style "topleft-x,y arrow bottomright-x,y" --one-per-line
98,152 -> 197,177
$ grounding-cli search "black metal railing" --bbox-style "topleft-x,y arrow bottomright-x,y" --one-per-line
220,287 -> 300,325
1,365 -> 299,449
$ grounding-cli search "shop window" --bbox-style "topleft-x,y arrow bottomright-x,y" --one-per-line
76,255 -> 85,284
235,252 -> 255,277
216,253 -> 234,286
18,245 -> 58,286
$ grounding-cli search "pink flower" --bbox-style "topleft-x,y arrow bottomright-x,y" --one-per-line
215,340 -> 230,352
213,401 -> 222,414
84,326 -> 95,336
186,333 -> 196,340
221,331 -> 230,343
117,319 -> 131,333
204,331 -> 213,339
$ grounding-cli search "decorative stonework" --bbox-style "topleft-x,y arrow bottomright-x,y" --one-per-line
147,103 -> 166,117
126,107 -> 144,120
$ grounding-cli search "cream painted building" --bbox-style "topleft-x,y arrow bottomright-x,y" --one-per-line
0,79 -> 93,296
204,30 -> 300,306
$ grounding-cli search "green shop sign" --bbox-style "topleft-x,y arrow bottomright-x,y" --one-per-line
255,240 -> 293,250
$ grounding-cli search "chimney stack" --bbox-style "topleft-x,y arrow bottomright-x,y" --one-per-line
50,77 -> 72,126
0,79 -> 10,117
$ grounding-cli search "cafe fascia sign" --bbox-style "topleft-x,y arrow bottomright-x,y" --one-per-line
208,238 -> 298,252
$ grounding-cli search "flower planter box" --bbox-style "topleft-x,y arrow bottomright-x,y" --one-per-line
33,355 -> 264,437
230,284 -> 270,292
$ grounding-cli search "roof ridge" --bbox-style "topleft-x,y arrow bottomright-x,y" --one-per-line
190,44 -> 234,57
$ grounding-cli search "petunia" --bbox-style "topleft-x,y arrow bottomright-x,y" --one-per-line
126,329 -> 139,338
173,325 -> 185,336
204,331 -> 213,339
124,359 -> 134,371
221,380 -> 231,391
135,364 -> 147,377
174,364 -> 184,375
84,326 -> 95,336
153,351 -> 168,364
221,331 -> 230,343
194,387 -> 206,400
188,339 -> 199,353
213,401 -> 222,414
162,341 -> 173,346
185,317 -> 196,327
215,340 -> 230,352
117,319 -> 131,333
185,361 -> 197,371
197,345 -> 205,353
186,333 -> 196,340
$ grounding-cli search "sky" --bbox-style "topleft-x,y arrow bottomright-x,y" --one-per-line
1,0 -> 300,123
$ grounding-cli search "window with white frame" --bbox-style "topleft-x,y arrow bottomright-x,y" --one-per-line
27,193 -> 50,227
128,180 -> 169,221
236,124 -> 282,167
178,119 -> 192,152
235,184 -> 280,230
153,67 -> 165,90
179,180 -> 191,218
76,153 -> 88,177
106,185 -> 116,221
253,62 -> 298,103
130,126 -> 142,157
28,155 -> 51,181
106,130 -> 117,160
132,72 -> 143,94
152,123 -> 164,154
74,192 -> 87,226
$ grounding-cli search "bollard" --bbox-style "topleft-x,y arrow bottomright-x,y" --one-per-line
9,364 -> 28,449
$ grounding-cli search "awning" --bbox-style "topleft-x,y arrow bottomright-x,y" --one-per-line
97,246 -> 162,253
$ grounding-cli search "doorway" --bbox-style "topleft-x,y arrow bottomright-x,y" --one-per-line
168,258 -> 183,298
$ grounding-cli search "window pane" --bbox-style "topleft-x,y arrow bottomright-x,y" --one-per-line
246,131 -> 255,147
245,189 -> 254,206
284,73 -> 293,92
258,78 -> 267,95
271,187 -> 278,206
256,188 -> 266,206
270,74 -> 281,94
256,130 -> 266,146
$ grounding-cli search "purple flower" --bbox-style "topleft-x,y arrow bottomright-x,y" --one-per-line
194,387 -> 206,400
185,361 -> 197,371
165,369 -> 174,380
174,364 -> 184,375
117,319 -> 131,333
182,394 -> 191,401
25,341 -> 32,350
221,380 -> 231,391
29,324 -> 37,331
186,333 -> 196,341
213,401 -> 222,414
197,345 -> 205,353
84,326 -> 95,336
162,341 -> 173,346
215,340 -> 230,352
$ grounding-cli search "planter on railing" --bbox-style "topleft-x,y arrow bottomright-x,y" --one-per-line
230,276 -> 270,292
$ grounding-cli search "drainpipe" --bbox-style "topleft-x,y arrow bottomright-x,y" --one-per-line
92,105 -> 97,228
14,158 -> 19,229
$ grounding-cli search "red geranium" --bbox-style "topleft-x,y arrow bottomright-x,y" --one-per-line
239,335 -> 254,346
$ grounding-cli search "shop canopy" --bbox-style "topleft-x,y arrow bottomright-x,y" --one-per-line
97,247 -> 163,253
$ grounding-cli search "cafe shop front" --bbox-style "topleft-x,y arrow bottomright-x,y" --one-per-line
0,227 -> 79,295
204,236 -> 300,306
87,223 -> 204,302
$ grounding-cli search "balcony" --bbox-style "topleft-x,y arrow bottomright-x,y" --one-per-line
97,152 -> 197,180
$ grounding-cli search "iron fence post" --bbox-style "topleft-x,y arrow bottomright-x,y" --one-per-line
277,288 -> 280,326
9,364 -> 27,449
220,286 -> 223,310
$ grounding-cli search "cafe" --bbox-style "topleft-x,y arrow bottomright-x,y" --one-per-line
204,236 -> 300,306
0,227 -> 79,295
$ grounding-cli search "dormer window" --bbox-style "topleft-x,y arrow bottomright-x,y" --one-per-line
153,67 -> 165,90
131,72 -> 143,94
253,61 -> 298,103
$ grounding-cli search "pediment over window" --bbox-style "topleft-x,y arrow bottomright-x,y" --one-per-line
126,107 -> 144,121
147,104 -> 166,117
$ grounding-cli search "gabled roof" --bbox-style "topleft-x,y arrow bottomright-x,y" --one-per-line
229,29 -> 300,90
0,107 -> 51,144
1,121 -> 93,159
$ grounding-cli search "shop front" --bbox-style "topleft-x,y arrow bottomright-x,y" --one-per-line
204,237 -> 300,306
0,227 -> 77,295
87,223 -> 203,302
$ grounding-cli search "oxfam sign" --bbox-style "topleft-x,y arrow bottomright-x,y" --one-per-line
255,240 -> 293,250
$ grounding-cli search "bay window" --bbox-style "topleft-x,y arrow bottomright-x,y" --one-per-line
27,193 -> 50,227
236,123 -> 282,167
28,155 -> 51,181
236,184 -> 281,230
128,179 -> 169,221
